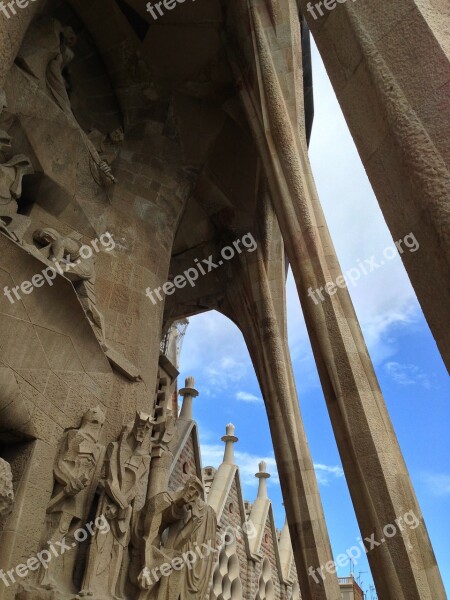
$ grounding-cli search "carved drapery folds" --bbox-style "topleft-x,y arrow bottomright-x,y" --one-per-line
0,87 -> 34,242
79,412 -> 153,600
137,476 -> 217,600
16,18 -> 117,188
40,407 -> 106,593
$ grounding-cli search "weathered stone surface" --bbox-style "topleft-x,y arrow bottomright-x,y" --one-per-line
0,458 -> 14,520
0,1 -> 446,600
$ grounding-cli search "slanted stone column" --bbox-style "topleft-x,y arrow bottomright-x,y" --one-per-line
220,195 -> 341,600
225,1 -> 446,598
298,0 -> 450,368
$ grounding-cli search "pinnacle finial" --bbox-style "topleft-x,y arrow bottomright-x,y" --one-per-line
178,375 -> 199,420
255,460 -> 270,499
221,423 -> 238,464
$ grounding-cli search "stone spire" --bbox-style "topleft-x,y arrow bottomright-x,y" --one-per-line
278,517 -> 293,580
178,376 -> 199,421
255,460 -> 270,499
221,423 -> 238,464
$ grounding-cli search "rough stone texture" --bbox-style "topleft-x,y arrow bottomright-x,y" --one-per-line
297,0 -> 450,368
0,458 -> 14,520
0,1 -> 447,600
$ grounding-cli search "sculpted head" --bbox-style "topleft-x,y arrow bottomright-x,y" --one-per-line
132,411 -> 153,444
81,405 -> 106,441
108,128 -> 124,144
62,26 -> 77,48
182,476 -> 204,504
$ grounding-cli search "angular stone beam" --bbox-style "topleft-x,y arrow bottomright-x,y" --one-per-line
219,192 -> 341,600
297,0 -> 450,368
225,1 -> 446,598
0,2 -> 40,85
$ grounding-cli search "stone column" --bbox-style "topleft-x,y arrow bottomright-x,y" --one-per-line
221,199 -> 341,600
225,1 -> 446,598
298,0 -> 450,368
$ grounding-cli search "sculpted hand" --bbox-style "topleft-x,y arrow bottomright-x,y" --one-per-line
65,476 -> 87,496
137,568 -> 152,590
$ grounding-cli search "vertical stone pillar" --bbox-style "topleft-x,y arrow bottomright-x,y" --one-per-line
225,1 -> 446,598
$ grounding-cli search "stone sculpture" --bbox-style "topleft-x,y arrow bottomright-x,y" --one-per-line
0,88 -> 12,154
79,412 -> 153,600
137,476 -> 217,600
88,129 -> 124,168
17,19 -> 116,186
0,457 -> 14,521
32,227 -> 106,346
0,89 -> 34,242
33,228 -> 96,282
41,406 -> 106,592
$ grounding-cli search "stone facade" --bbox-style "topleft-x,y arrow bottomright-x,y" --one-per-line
0,1 -> 447,600
168,406 -> 299,600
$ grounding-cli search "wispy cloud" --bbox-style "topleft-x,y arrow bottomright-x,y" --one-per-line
423,473 -> 450,497
236,391 -> 263,404
384,361 -> 431,388
200,443 -> 344,494
179,311 -> 251,395
314,463 -> 345,486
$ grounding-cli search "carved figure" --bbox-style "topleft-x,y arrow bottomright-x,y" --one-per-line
32,227 -> 107,346
0,156 -> 34,239
137,476 -> 217,600
88,128 -> 124,167
41,407 -> 106,592
45,25 -> 77,114
0,88 -> 12,154
0,457 -> 14,520
0,89 -> 34,241
17,19 -> 117,186
33,228 -> 95,282
158,477 -> 216,600
79,412 -> 153,600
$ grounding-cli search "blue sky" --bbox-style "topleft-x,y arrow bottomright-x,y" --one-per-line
177,40 -> 450,597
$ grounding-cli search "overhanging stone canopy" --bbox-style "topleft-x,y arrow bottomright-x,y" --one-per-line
0,1 -> 448,600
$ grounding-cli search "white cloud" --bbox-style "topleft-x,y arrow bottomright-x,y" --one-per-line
423,473 -> 450,497
314,463 -> 345,486
236,391 -> 263,404
200,443 -> 343,494
302,39 -> 421,366
179,311 -> 251,394
384,361 -> 431,388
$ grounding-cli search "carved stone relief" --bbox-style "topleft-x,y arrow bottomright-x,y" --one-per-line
137,475 -> 217,600
16,19 -> 117,187
0,87 -> 34,242
0,457 -> 14,521
39,407 -> 106,594
79,412 -> 153,600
